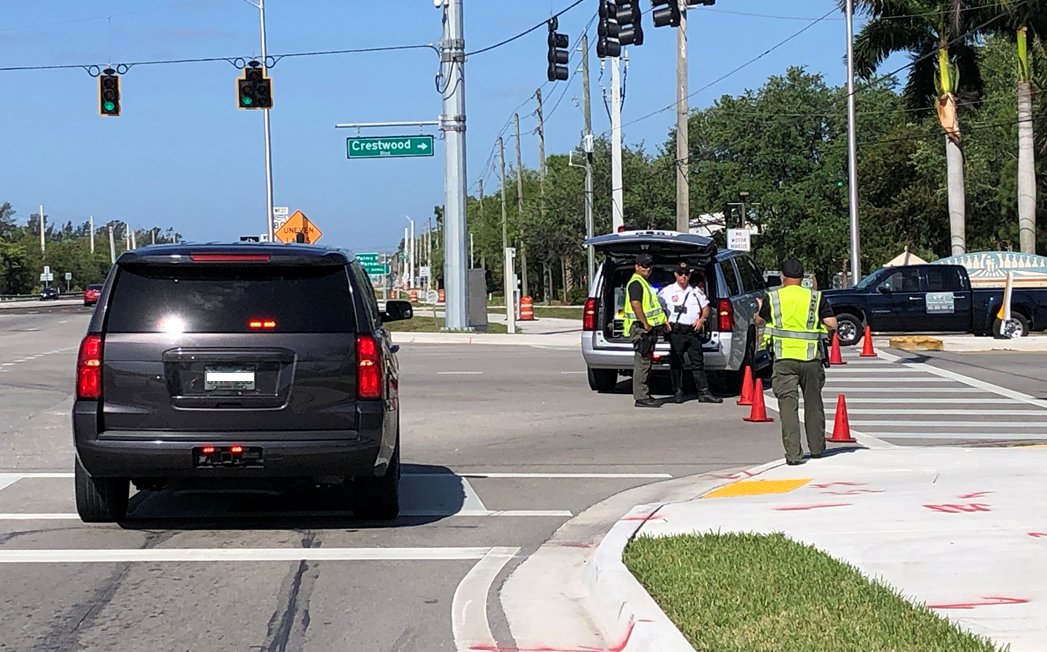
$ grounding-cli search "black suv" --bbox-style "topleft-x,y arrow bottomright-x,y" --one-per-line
72,243 -> 412,522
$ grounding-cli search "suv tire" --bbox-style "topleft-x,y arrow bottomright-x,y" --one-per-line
75,457 -> 129,523
352,441 -> 400,520
587,367 -> 618,392
835,313 -> 863,347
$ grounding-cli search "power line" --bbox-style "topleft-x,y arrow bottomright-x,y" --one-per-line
465,0 -> 586,57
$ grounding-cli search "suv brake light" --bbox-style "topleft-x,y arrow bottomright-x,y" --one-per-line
582,297 -> 598,331
356,334 -> 382,399
190,253 -> 271,262
77,334 -> 103,399
717,299 -> 734,332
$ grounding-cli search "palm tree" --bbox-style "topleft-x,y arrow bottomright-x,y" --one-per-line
851,1 -> 993,255
990,3 -> 1046,253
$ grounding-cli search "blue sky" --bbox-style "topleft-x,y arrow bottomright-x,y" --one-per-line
0,1 -> 888,251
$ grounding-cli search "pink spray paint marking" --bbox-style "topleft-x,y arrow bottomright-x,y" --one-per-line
469,618 -> 651,652
822,489 -> 885,496
1028,532 -> 1047,539
928,596 -> 1029,610
957,491 -> 993,499
774,503 -> 851,511
924,503 -> 992,514
809,481 -> 865,489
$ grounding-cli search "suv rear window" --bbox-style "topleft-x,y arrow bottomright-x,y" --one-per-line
105,265 -> 356,333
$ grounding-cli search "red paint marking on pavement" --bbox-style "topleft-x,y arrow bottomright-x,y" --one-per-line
822,489 -> 885,496
468,618 -> 650,652
924,503 -> 992,514
774,503 -> 851,511
704,472 -> 745,480
619,514 -> 666,523
554,542 -> 593,549
957,491 -> 993,499
927,596 -> 1029,610
809,481 -> 864,489
1028,532 -> 1047,538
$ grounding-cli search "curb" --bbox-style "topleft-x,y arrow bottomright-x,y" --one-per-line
581,459 -> 784,651
393,332 -> 580,348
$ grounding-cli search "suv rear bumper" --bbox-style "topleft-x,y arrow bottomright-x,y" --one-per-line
581,331 -> 731,371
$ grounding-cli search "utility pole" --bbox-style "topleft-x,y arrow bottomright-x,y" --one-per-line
258,0 -> 276,241
108,225 -> 116,264
39,204 -> 45,255
499,136 -> 508,253
513,113 -> 528,297
441,0 -> 469,330
675,0 -> 690,233
536,88 -> 549,299
610,55 -> 624,231
427,217 -> 433,291
89,215 -> 95,254
581,33 -> 596,283
151,228 -> 156,246
478,178 -> 486,270
844,0 -> 862,285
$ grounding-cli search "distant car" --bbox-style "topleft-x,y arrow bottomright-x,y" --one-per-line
73,243 -> 412,522
83,284 -> 103,307
40,287 -> 60,301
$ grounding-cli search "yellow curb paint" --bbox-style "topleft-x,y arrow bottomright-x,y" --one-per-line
704,478 -> 811,498
1018,444 -> 1047,448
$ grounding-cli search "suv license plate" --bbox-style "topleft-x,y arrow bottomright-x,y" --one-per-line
204,368 -> 256,391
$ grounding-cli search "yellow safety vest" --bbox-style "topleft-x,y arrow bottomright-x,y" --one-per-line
623,273 -> 667,334
762,285 -> 827,361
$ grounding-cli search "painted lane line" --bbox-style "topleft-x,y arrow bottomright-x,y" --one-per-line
458,472 -> 673,479
0,547 -> 500,564
0,510 -> 574,521
761,393 -> 896,449
825,378 -> 977,383
827,409 -> 1047,416
560,371 -> 587,375
850,420 -> 1047,428
438,371 -> 484,375
0,472 -> 73,480
840,398 -> 1022,404
826,367 -> 928,374
864,431 -> 1047,441
0,513 -> 80,520
824,387 -> 992,393
452,547 -> 519,652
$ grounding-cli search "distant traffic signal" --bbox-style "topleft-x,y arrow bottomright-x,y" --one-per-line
546,17 -> 569,82
237,62 -> 272,109
652,0 -> 681,28
99,69 -> 121,117
597,0 -> 621,59
616,1 -> 643,46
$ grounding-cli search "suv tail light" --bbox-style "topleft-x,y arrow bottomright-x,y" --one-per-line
356,334 -> 382,399
582,297 -> 598,331
77,334 -> 103,399
717,299 -> 734,332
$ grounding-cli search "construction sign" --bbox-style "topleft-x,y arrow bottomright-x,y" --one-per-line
274,210 -> 323,244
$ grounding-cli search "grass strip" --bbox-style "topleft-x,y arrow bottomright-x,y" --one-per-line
385,316 -> 507,333
623,532 -> 1001,652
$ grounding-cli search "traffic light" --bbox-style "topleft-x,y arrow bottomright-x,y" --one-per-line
597,0 -> 621,59
652,0 -> 681,28
546,18 -> 569,82
616,1 -> 643,47
237,62 -> 272,109
98,69 -> 120,117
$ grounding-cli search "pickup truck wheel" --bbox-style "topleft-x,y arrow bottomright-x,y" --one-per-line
74,456 -> 129,523
587,368 -> 618,392
352,442 -> 400,521
835,313 -> 863,347
993,314 -> 1029,339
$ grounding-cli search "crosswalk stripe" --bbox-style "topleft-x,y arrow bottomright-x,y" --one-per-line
871,432 -> 1047,441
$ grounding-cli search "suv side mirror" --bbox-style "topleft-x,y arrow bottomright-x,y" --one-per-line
877,285 -> 892,294
382,300 -> 413,323
765,275 -> 782,288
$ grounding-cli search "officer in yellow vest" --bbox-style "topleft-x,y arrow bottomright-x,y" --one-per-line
624,253 -> 669,408
755,258 -> 838,465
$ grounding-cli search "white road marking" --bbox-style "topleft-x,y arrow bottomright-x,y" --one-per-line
825,387 -> 988,393
869,432 -> 1047,441
0,510 -> 573,521
0,547 -> 500,564
825,378 -> 976,383
437,371 -> 484,375
452,547 -> 519,652
840,398 -> 1020,404
828,408 -> 1046,416
459,472 -> 673,479
0,472 -> 73,479
850,420 -> 1047,428
560,371 -> 587,375
827,367 -> 928,374
0,513 -> 79,520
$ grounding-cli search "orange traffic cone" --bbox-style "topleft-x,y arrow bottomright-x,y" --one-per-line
743,378 -> 774,423
826,394 -> 857,443
737,366 -> 755,406
829,331 -> 846,365
860,325 -> 877,358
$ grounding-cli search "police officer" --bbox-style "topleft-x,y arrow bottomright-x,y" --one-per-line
755,258 -> 838,466
658,262 -> 722,404
624,253 -> 669,408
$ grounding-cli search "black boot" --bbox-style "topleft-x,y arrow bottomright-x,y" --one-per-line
670,369 -> 684,404
694,371 -> 723,404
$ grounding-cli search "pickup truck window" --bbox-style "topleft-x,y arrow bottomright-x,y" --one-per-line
925,267 -> 964,292
881,268 -> 920,292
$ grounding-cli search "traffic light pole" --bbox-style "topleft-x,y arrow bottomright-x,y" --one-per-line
257,0 -> 276,242
844,0 -> 862,285
675,1 -> 689,233
610,55 -> 624,232
581,33 -> 595,284
441,0 -> 469,330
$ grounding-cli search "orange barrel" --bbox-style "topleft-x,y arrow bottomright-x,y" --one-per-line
409,290 -> 418,303
438,289 -> 446,303
519,295 -> 535,321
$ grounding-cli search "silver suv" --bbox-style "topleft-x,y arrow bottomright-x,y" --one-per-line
581,230 -> 766,393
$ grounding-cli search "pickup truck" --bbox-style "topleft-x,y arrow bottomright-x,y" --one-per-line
820,264 -> 1047,345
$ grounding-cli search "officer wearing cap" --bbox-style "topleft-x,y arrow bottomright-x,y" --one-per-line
658,261 -> 722,404
756,258 -> 838,465
624,253 -> 669,408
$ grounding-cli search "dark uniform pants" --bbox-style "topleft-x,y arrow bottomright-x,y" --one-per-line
771,358 -> 826,463
628,324 -> 654,401
668,323 -> 711,393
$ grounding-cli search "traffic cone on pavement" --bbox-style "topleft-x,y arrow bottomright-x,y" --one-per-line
860,325 -> 877,358
826,394 -> 857,443
737,366 -> 755,406
829,331 -> 847,365
743,379 -> 774,423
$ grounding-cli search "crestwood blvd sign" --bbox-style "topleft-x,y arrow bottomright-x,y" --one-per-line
346,135 -> 434,159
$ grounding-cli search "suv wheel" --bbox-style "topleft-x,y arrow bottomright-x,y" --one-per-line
74,457 -> 129,523
352,442 -> 400,520
587,367 -> 618,392
835,313 -> 863,347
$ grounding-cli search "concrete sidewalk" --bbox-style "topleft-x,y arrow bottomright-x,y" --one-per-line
601,446 -> 1047,651
872,333 -> 1047,353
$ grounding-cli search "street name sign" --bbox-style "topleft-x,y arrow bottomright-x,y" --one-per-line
356,253 -> 389,276
347,135 -> 434,159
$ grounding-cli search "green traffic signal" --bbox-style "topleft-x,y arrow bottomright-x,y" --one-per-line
241,96 -> 253,106
103,101 -> 116,112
